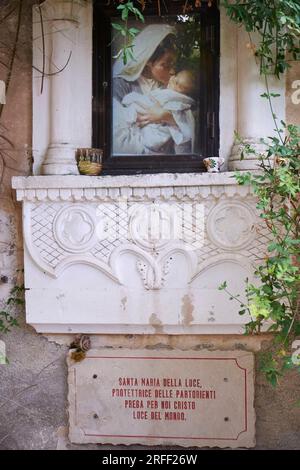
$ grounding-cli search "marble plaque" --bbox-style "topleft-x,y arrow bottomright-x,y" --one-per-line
68,349 -> 255,448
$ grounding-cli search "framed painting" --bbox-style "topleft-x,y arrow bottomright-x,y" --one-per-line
93,1 -> 220,174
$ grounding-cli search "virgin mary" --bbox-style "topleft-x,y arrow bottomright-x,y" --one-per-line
112,24 -> 179,155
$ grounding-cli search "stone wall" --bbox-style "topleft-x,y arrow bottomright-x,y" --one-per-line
0,2 -> 299,450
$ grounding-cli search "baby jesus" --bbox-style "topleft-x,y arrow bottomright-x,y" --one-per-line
113,70 -> 196,155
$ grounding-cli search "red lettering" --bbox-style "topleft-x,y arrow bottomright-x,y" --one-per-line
154,389 -> 173,399
146,400 -> 158,409
133,411 -> 148,420
124,400 -> 144,408
150,411 -> 162,420
184,378 -> 202,388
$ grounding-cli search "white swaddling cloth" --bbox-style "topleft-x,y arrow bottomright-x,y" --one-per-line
115,88 -> 195,154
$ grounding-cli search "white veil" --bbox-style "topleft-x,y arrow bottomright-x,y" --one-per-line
113,24 -> 176,82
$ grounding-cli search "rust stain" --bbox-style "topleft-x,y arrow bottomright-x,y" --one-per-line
149,313 -> 164,334
181,294 -> 194,326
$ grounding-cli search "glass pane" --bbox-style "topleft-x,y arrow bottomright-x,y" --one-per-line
111,15 -> 202,157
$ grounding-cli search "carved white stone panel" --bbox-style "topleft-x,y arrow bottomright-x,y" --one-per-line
13,173 -> 271,334
207,201 -> 257,250
53,205 -> 97,253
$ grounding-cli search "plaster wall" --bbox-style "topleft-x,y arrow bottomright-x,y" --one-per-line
0,1 -> 299,450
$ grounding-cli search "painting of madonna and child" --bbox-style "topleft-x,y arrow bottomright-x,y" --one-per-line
112,17 -> 203,157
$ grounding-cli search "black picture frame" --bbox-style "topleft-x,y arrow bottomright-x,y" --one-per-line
93,1 -> 220,175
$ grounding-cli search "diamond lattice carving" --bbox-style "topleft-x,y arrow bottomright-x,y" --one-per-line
27,196 -> 270,288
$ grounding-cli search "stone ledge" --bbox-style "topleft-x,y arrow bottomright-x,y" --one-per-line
12,172 -> 256,202
12,172 -> 244,190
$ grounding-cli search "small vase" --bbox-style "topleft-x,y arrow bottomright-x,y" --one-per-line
76,148 -> 103,176
203,157 -> 224,173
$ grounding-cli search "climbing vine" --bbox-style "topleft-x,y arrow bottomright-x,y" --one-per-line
111,0 -> 300,386
223,0 -> 300,77
0,0 -> 299,386
219,122 -> 300,386
0,283 -> 24,334
111,0 -> 300,76
220,1 -> 300,385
